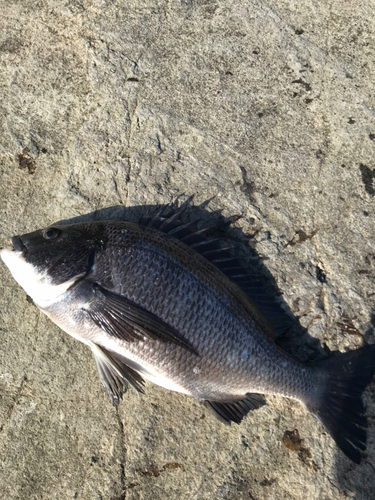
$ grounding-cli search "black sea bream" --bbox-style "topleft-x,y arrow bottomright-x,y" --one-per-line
1,208 -> 375,464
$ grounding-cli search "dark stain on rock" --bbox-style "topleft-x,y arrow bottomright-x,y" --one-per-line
283,429 -> 317,471
260,477 -> 277,486
0,36 -> 25,54
18,147 -> 37,174
369,133 -> 375,141
359,164 -> 375,196
111,482 -> 140,500
336,315 -> 362,338
128,482 -> 139,488
316,266 -> 326,284
241,435 -> 249,448
110,495 -> 125,500
291,78 -> 312,92
348,117 -> 356,124
283,429 -> 303,451
245,227 -> 260,239
240,166 -> 255,201
142,462 -> 186,478
365,254 -> 375,267
163,462 -> 185,472
286,229 -> 318,247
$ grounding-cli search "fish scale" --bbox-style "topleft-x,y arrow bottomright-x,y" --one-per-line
1,210 -> 375,464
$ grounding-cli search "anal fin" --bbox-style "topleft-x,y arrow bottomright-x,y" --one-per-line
203,393 -> 266,425
90,343 -> 145,405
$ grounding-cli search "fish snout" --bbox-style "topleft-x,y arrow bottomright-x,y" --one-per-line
12,236 -> 27,254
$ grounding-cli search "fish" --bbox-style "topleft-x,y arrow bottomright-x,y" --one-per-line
1,206 -> 375,464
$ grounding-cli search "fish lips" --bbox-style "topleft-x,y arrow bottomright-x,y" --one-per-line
12,236 -> 28,254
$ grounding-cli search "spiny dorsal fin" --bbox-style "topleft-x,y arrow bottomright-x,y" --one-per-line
139,205 -> 232,265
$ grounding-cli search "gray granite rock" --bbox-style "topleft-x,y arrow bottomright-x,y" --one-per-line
1,1 -> 375,499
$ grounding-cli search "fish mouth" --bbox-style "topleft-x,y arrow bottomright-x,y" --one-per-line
11,236 -> 27,254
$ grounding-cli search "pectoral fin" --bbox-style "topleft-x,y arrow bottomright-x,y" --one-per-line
90,343 -> 145,405
203,393 -> 266,425
84,285 -> 197,354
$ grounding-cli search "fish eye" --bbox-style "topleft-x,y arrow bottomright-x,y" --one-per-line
43,228 -> 61,240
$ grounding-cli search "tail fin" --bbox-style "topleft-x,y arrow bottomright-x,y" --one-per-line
305,344 -> 375,464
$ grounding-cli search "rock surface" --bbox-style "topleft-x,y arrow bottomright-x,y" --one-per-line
1,1 -> 375,499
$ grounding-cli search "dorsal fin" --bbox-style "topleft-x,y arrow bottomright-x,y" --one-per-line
139,205 -> 294,338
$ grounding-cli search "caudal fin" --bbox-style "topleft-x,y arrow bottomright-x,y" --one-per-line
305,344 -> 375,464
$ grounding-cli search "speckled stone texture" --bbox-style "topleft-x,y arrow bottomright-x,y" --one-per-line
1,1 -> 375,499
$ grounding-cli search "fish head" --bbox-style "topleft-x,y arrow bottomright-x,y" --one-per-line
0,223 -> 100,307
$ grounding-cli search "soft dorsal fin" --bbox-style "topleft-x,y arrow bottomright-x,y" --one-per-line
139,206 -> 294,338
